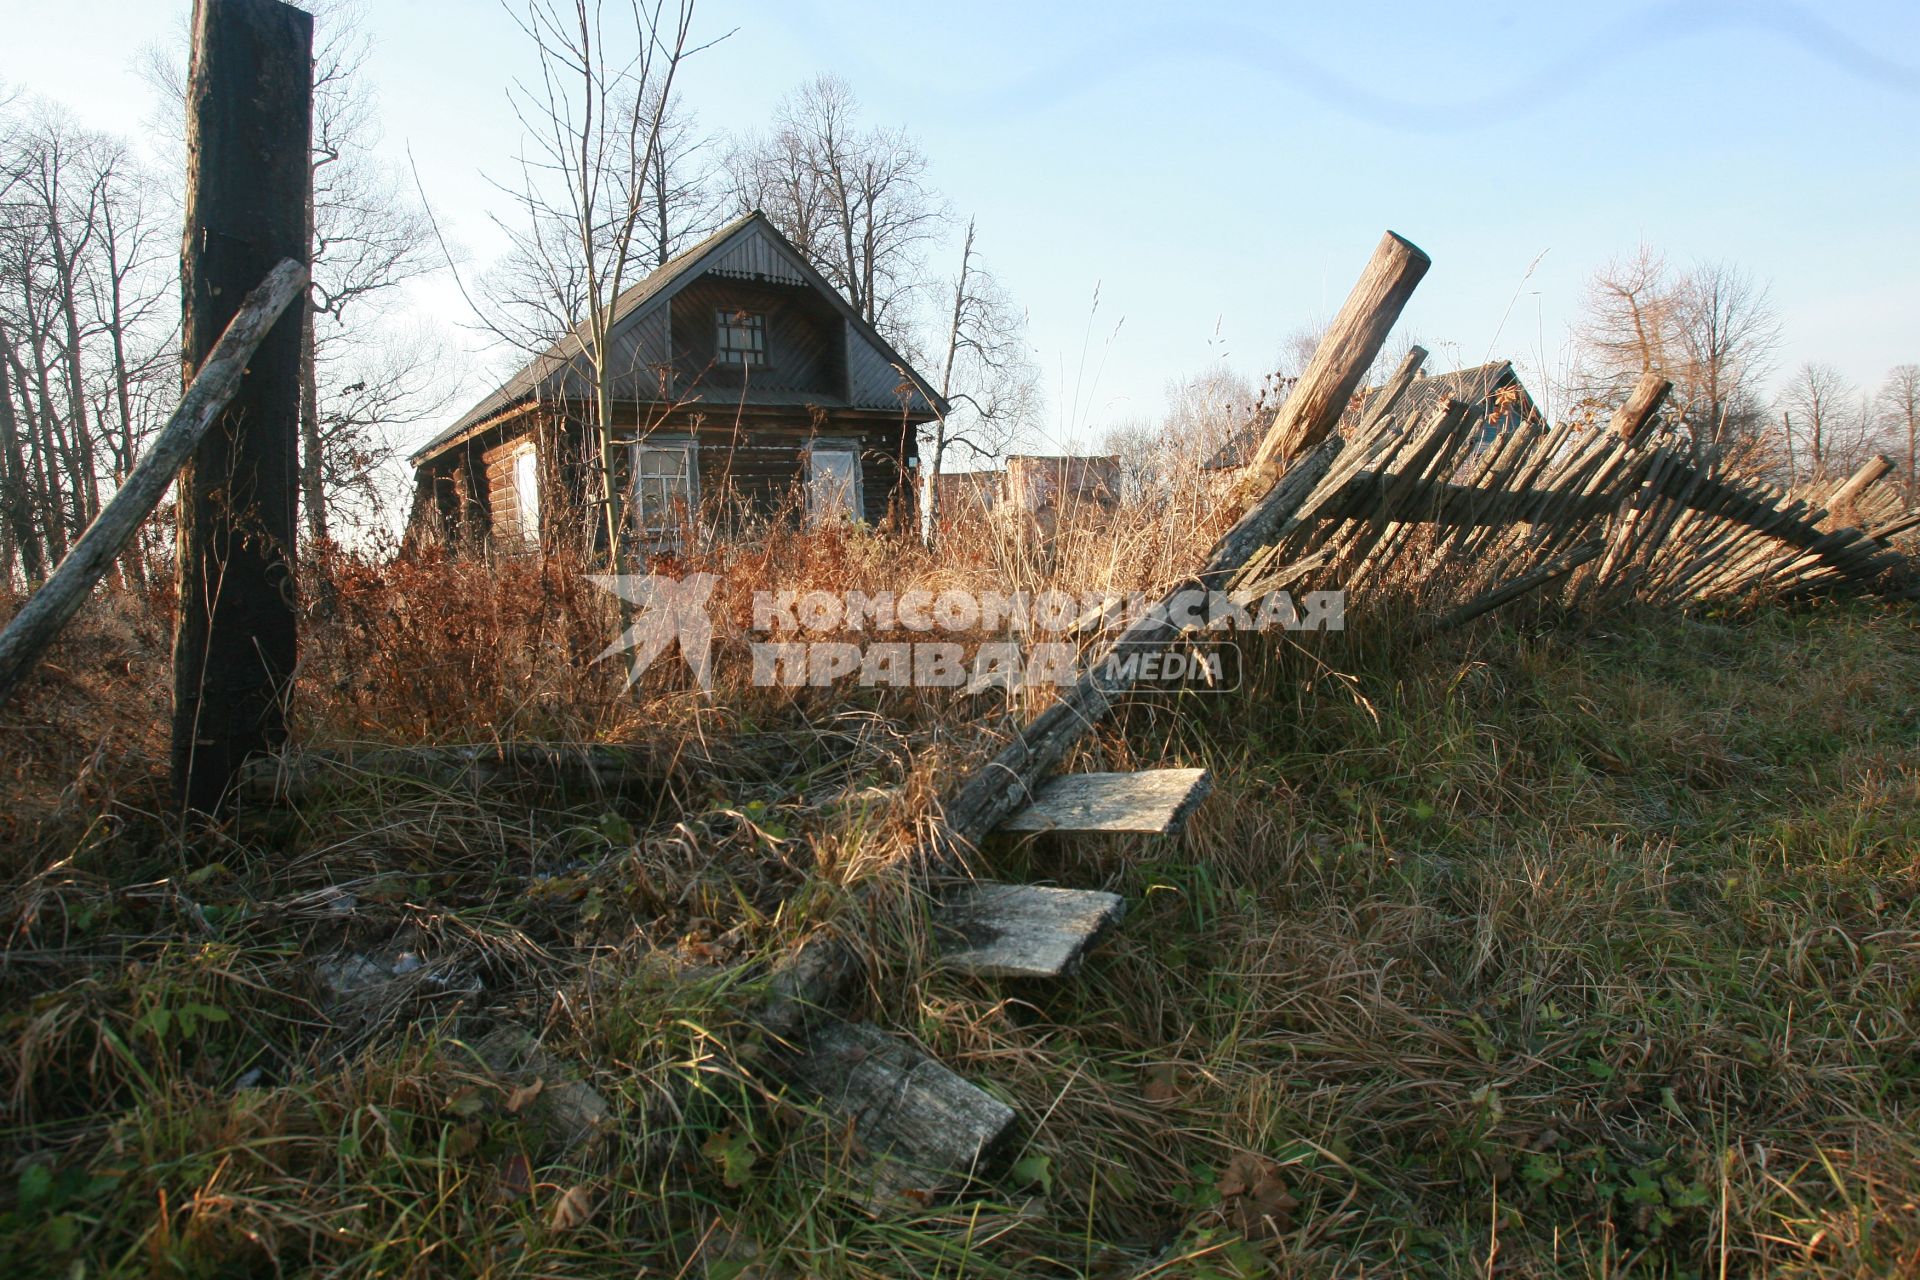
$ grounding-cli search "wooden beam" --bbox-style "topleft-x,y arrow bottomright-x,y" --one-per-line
1608,370 -> 1673,441
0,261 -> 305,709
1248,231 -> 1430,474
173,0 -> 312,813
233,741 -> 663,803
998,767 -> 1212,835
1865,509 -> 1920,544
938,883 -> 1126,979
784,1019 -> 1017,1205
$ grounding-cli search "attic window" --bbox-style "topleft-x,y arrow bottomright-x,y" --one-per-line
716,308 -> 766,366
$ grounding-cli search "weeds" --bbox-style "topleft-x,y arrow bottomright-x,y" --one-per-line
2,502 -> 1918,1275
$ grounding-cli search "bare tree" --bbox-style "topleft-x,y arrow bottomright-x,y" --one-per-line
485,79 -> 711,352
1778,362 -> 1859,481
1576,246 -> 1781,454
922,217 -> 1036,542
313,321 -> 455,530
1099,365 -> 1256,504
1877,364 -> 1920,501
636,84 -> 715,268
299,6 -> 439,541
1577,244 -> 1676,397
1672,261 -> 1780,446
486,0 -> 710,563
0,103 -> 174,586
723,74 -> 944,344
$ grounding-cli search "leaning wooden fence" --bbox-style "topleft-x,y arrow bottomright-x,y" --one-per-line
740,235 -> 1920,1203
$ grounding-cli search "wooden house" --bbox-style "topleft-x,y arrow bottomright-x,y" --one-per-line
406,211 -> 947,553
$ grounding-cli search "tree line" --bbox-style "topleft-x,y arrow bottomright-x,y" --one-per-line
0,0 -> 1039,588
4,0 -> 1911,590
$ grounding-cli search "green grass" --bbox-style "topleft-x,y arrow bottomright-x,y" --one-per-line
4,602 -> 1919,1277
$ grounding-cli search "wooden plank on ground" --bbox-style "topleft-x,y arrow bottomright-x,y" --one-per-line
785,1019 -> 1017,1204
999,767 -> 1212,835
938,883 -> 1126,978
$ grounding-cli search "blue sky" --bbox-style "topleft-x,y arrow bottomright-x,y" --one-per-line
4,0 -> 1915,455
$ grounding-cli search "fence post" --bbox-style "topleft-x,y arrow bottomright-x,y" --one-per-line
173,0 -> 312,813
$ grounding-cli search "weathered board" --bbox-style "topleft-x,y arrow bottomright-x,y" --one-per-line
785,1019 -> 1016,1204
938,883 -> 1126,978
999,768 -> 1213,835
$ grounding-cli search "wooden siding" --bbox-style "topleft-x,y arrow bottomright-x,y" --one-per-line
667,415 -> 910,528
702,221 -> 810,285
483,438 -> 535,551
602,306 -> 671,399
667,277 -> 843,400
846,317 -> 928,413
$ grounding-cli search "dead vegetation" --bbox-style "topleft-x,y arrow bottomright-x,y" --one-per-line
3,462 -> 1919,1275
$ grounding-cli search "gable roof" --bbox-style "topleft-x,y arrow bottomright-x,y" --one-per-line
1202,360 -> 1541,471
412,211 -> 948,466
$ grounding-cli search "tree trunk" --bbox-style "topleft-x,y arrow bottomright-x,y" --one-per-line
299,153 -> 327,547
924,219 -> 975,550
0,331 -> 47,584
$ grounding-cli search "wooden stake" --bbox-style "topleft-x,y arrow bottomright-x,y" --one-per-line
1249,231 -> 1430,473
1609,370 -> 1672,441
1421,539 -> 1604,635
173,0 -> 312,813
1356,344 -> 1429,434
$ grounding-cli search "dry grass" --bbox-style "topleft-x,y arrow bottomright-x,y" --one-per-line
2,487 -> 1917,1276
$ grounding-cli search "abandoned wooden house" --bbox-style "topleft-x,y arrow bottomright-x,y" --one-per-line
406,211 -> 947,553
1203,359 -> 1546,475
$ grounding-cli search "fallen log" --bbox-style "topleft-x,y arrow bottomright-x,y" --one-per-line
233,742 -> 664,802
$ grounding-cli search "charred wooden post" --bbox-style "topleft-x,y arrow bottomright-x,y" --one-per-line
0,262 -> 305,710
172,0 -> 312,813
1608,370 -> 1673,442
1248,231 -> 1430,475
